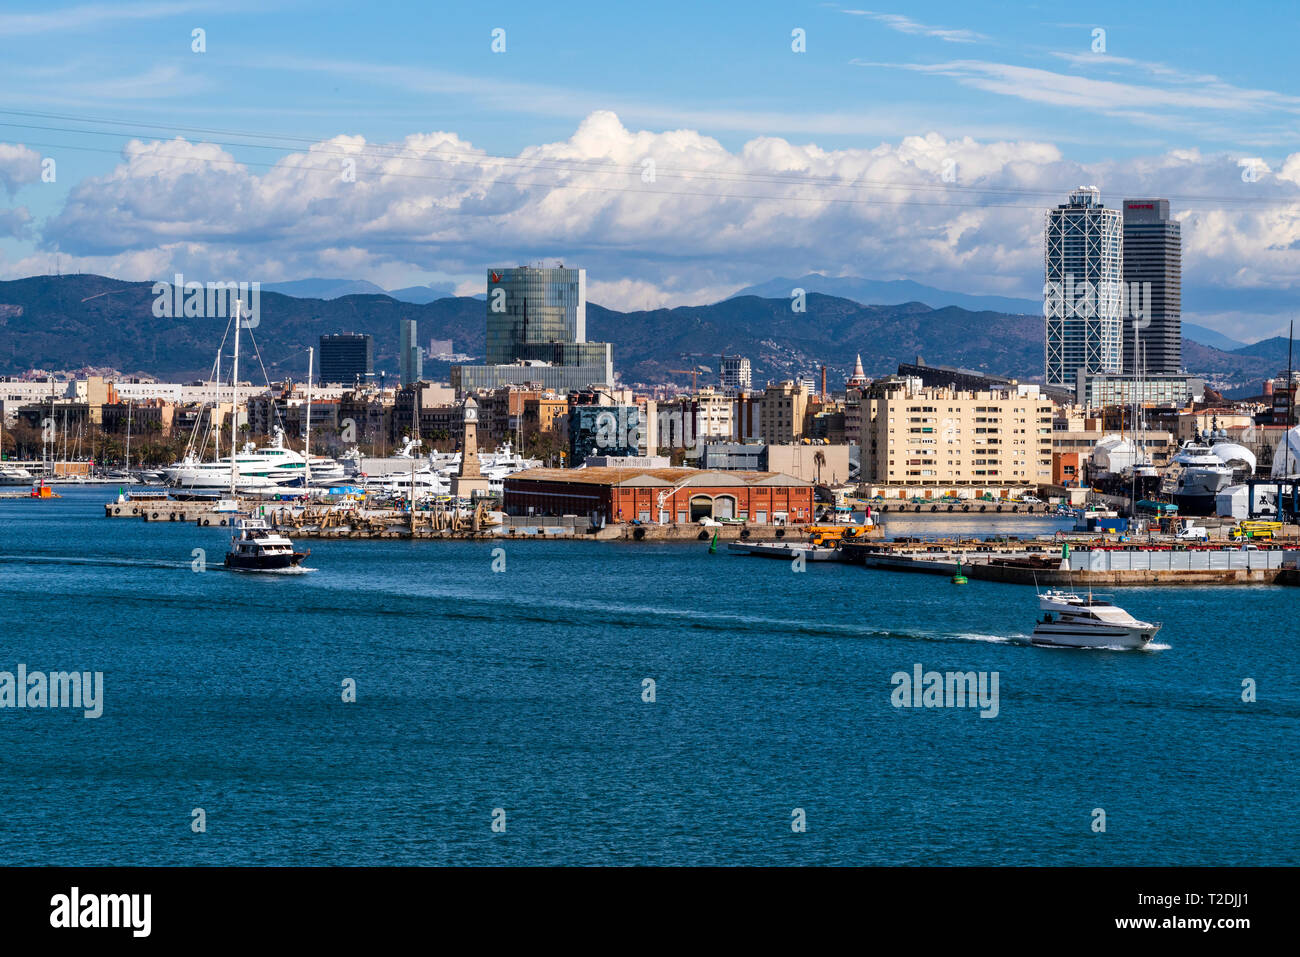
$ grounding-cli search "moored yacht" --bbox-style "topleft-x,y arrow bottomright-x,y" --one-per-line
1031,590 -> 1160,649
164,427 -> 342,489
0,465 -> 35,486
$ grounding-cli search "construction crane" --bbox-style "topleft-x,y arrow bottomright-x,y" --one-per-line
679,351 -> 738,387
667,368 -> 705,390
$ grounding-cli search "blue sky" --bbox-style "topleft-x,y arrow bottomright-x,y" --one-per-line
0,0 -> 1297,338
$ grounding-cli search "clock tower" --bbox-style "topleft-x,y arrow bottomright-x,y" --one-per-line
450,395 -> 490,498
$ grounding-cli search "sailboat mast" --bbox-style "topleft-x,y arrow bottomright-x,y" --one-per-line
230,301 -> 242,496
304,346 -> 313,489
1288,319 -> 1295,473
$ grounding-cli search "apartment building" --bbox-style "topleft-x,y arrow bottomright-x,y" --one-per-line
862,379 -> 1054,486
759,381 -> 810,444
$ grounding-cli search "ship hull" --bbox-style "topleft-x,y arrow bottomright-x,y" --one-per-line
1030,624 -> 1157,650
224,552 -> 307,571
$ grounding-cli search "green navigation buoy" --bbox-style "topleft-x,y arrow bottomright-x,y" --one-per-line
951,557 -> 968,585
708,530 -> 718,554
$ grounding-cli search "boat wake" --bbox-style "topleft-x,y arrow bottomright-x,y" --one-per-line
947,632 -> 1033,646
0,554 -> 193,571
1028,639 -> 1169,652
223,565 -> 315,575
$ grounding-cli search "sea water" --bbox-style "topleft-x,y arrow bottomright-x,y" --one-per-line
0,488 -> 1295,865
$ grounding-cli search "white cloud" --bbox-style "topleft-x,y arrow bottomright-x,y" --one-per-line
863,59 -> 1300,115
0,143 -> 43,193
26,111 -> 1300,323
0,1 -> 218,36
842,10 -> 988,44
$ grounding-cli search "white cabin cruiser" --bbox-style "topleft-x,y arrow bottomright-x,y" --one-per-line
224,517 -> 308,571
1031,590 -> 1160,650
0,465 -> 35,486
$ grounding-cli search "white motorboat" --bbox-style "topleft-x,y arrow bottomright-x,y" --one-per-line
1030,590 -> 1160,649
224,517 -> 308,571
0,465 -> 35,486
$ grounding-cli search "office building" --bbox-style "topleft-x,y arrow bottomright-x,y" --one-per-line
1073,370 -> 1204,409
1044,187 -> 1124,386
319,334 -> 373,386
1122,199 -> 1181,375
454,265 -> 614,392
399,319 -> 422,387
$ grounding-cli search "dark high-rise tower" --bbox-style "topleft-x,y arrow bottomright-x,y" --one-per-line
1122,199 -> 1181,375
319,333 -> 373,385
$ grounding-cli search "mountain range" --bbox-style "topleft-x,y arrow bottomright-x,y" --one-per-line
729,274 -> 1250,351
262,278 -> 463,304
0,273 -> 1289,393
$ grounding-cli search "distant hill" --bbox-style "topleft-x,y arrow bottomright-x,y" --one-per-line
0,274 -> 483,380
727,274 -> 1040,315
261,278 -> 390,299
1228,335 -> 1296,365
386,283 -> 461,304
0,273 -> 1284,389
591,295 -> 1043,385
1181,340 -> 1276,388
1182,322 -> 1246,351
263,278 -> 463,304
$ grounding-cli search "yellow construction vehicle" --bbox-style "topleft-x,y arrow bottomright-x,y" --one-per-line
1230,520 -> 1282,540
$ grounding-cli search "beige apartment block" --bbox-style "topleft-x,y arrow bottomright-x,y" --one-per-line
759,381 -> 810,444
863,380 -> 1054,486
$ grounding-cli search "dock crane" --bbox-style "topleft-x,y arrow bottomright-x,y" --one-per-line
656,473 -> 699,522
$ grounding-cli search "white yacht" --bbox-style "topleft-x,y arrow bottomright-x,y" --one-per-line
164,427 -> 344,489
0,465 -> 35,486
1031,590 -> 1160,650
1167,434 -> 1233,516
366,469 -> 451,497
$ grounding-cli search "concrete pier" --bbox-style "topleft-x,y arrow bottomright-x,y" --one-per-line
840,541 -> 1298,586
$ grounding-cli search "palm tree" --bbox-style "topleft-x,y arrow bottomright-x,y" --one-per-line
813,449 -> 826,485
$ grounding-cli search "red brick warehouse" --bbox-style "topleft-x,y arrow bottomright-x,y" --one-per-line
503,467 -> 814,524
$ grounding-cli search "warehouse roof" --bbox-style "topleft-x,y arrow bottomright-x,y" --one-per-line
505,467 -> 811,488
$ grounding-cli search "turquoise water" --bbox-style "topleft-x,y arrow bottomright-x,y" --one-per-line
0,488 -> 1295,865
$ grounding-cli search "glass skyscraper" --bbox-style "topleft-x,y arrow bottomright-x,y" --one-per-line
1122,199 -> 1181,376
1044,187 -> 1124,386
454,265 -> 614,393
485,266 -> 587,364
399,318 -> 423,387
